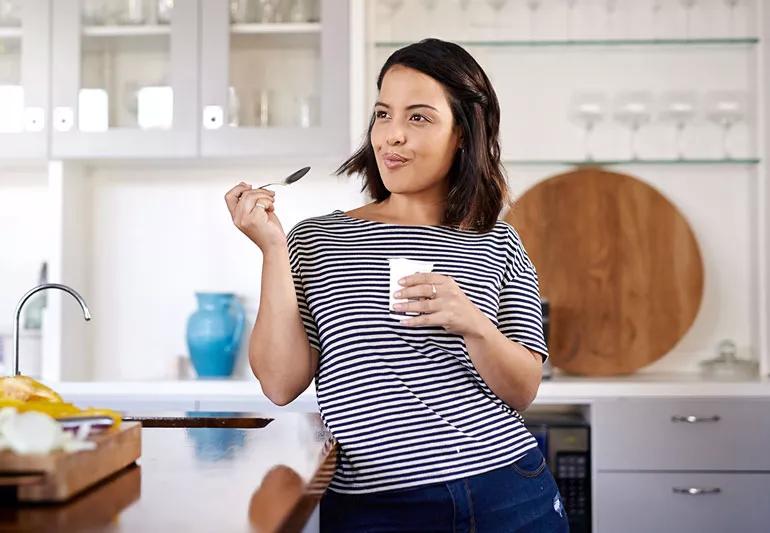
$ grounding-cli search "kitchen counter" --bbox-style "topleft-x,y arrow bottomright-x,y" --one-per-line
0,412 -> 337,532
49,372 -> 770,415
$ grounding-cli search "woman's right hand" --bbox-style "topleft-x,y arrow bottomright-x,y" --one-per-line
225,182 -> 287,252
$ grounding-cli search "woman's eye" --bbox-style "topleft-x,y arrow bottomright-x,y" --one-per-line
410,114 -> 427,122
374,110 -> 388,119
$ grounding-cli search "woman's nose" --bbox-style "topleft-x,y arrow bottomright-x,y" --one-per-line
385,122 -> 406,145
386,130 -> 405,145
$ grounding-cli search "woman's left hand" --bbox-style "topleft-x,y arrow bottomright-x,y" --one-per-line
393,273 -> 489,337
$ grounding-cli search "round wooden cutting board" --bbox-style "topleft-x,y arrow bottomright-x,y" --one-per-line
503,167 -> 704,376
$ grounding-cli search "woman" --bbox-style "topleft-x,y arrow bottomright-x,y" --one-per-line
225,38 -> 568,532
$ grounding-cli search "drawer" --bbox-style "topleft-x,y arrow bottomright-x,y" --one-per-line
592,398 -> 770,471
595,472 -> 770,533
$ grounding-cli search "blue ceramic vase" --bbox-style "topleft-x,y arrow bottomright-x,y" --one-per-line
186,292 -> 245,378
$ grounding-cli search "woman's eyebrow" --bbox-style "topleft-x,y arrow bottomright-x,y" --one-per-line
374,101 -> 439,112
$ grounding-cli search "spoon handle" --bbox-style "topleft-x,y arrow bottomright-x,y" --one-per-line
257,182 -> 286,189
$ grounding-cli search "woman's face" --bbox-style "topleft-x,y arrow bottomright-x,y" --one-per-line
370,65 -> 461,197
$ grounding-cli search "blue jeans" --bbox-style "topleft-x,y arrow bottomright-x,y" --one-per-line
320,445 -> 570,532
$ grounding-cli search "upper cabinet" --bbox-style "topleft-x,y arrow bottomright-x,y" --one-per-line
0,0 -> 49,159
50,0 -> 199,158
199,0 -> 350,158
0,0 -> 351,160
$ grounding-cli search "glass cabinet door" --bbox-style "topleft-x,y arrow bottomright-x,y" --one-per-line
200,0 -> 349,158
0,0 -> 49,159
50,0 -> 198,158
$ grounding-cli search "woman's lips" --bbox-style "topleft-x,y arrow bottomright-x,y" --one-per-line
382,153 -> 410,170
383,158 -> 409,170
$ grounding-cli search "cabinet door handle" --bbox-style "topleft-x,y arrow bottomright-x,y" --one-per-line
670,415 -> 721,423
673,487 -> 722,495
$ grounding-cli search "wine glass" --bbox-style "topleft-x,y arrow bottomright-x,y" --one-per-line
705,90 -> 747,160
120,0 -> 146,25
525,0 -> 541,41
570,91 -> 607,161
724,0 -> 740,37
613,91 -> 654,160
659,91 -> 698,160
258,0 -> 278,23
680,0 -> 697,39
231,0 -> 253,23
289,0 -> 309,23
564,0 -> 578,41
605,0 -> 618,38
651,0 -> 664,40
157,0 -> 174,24
82,0 -> 107,25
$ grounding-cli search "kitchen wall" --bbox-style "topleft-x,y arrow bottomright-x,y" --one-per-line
1,158 -> 756,380
1,0 -> 765,380
80,159 -> 365,380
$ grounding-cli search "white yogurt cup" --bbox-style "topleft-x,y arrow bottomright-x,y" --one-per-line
388,258 -> 434,321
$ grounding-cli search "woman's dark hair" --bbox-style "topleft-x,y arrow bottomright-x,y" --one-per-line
335,38 -> 509,233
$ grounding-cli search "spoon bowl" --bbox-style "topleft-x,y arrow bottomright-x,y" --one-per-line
257,166 -> 311,189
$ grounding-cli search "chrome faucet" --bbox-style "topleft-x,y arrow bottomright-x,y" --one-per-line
12,283 -> 91,376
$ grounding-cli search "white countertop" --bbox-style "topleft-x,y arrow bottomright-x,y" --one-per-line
49,371 -> 770,409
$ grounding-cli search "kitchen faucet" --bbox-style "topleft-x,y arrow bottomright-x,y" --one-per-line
12,283 -> 91,376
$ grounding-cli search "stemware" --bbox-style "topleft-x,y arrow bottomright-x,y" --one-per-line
570,91 -> 607,161
724,0 -> 740,37
524,0 -> 541,40
613,91 -> 654,160
564,0 -> 578,40
659,91 -> 698,160
705,90 -> 747,160
680,0 -> 697,39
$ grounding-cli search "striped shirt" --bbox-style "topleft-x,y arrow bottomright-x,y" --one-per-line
287,209 -> 549,494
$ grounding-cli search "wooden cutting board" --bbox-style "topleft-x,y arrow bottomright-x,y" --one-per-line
0,421 -> 141,502
504,167 -> 704,376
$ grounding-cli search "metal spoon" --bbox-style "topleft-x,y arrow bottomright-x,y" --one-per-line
258,166 -> 311,190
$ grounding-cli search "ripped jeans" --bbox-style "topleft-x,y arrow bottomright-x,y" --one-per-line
320,445 -> 570,532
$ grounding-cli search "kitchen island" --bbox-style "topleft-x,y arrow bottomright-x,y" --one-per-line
0,412 -> 337,532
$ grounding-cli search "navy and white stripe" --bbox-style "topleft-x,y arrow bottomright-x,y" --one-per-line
287,209 -> 548,494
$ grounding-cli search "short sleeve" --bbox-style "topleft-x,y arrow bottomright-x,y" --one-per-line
496,227 -> 549,364
287,226 -> 321,353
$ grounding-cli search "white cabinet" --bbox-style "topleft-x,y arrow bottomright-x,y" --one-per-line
0,0 -> 49,159
1,0 -> 351,160
595,472 -> 770,533
592,398 -> 770,533
50,0 -> 199,158
199,0 -> 350,158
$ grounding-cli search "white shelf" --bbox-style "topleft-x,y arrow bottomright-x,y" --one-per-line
502,158 -> 762,166
229,22 -> 321,35
0,27 -> 21,39
78,22 -> 322,38
82,24 -> 171,37
375,37 -> 761,49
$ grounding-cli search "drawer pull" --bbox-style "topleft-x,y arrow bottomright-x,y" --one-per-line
673,487 -> 722,495
671,415 -> 721,424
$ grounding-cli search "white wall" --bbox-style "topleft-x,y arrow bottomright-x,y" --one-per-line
0,165 -> 50,375
506,163 -> 757,374
84,159 -> 365,379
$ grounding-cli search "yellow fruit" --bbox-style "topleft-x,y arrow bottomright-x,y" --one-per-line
0,375 -> 63,403
0,376 -> 122,428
